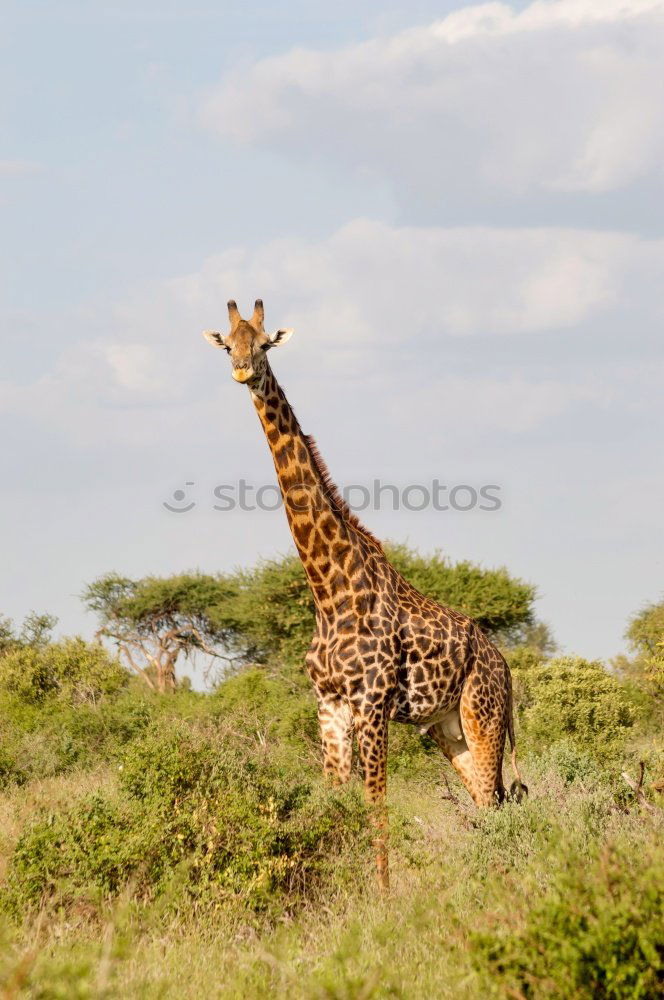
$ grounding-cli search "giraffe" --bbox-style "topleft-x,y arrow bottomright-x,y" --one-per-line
204,299 -> 526,890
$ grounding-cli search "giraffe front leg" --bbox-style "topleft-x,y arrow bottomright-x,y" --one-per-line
317,695 -> 354,785
355,707 -> 389,892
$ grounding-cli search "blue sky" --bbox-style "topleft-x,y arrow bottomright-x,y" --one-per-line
2,0 -> 663,678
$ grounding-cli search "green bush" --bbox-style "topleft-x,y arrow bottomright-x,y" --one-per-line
466,797 -> 556,873
504,645 -> 546,675
473,837 -> 664,999
211,666 -> 319,757
4,720 -> 370,920
0,637 -> 128,705
529,739 -> 604,785
0,687 -> 156,787
514,656 -> 637,760
0,641 -> 136,786
506,645 -> 547,713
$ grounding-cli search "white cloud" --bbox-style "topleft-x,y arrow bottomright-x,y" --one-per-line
0,338 -> 197,448
102,343 -> 169,394
2,219 -> 662,444
153,219 -> 644,346
199,0 -> 664,197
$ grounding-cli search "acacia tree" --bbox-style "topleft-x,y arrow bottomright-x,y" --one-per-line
83,573 -> 235,692
386,544 -> 538,643
84,547 -> 541,689
213,544 -> 541,668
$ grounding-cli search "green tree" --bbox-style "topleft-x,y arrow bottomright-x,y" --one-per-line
212,554 -> 317,667
0,612 -> 57,654
386,544 -> 538,643
624,599 -> 664,699
84,547 -> 538,686
626,600 -> 664,656
211,544 -> 538,668
83,573 -> 235,693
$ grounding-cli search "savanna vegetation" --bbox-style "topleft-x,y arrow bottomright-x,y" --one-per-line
1,553 -> 662,999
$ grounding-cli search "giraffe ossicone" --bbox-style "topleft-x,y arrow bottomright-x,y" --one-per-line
204,298 -> 526,891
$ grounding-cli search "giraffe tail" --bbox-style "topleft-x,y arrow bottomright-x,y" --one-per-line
507,681 -> 528,802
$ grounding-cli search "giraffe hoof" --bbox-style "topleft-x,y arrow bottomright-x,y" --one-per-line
509,780 -> 528,802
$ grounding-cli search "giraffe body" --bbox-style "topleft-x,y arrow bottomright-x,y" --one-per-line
204,301 -> 525,890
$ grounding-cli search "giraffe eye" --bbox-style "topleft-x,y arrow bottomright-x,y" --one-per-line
224,346 -> 231,354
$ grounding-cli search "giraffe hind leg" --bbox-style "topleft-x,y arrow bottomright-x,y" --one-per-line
458,679 -> 507,807
429,691 -> 507,807
428,717 -> 482,806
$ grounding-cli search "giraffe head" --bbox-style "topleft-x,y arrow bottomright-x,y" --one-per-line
203,299 -> 293,384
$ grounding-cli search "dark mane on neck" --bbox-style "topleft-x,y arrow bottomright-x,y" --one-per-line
266,367 -> 383,550
304,434 -> 383,550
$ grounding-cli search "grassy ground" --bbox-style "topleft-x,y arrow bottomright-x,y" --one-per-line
1,746 -> 662,999
1,657 -> 663,999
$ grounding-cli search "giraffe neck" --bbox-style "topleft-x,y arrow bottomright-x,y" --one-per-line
250,364 -> 376,613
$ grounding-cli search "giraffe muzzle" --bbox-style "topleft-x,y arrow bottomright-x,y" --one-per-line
232,368 -> 254,383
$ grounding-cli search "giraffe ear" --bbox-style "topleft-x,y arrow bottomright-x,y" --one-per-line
203,330 -> 226,349
265,328 -> 294,349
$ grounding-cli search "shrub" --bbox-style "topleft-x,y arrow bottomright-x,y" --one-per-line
506,645 -> 547,713
529,739 -> 604,785
0,637 -> 128,705
3,721 -> 370,920
387,724 -> 438,778
0,639 -> 133,786
465,799 -> 549,874
472,837 -> 664,999
0,686 -> 156,787
515,656 -> 637,760
211,666 -> 319,758
505,645 -> 546,676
